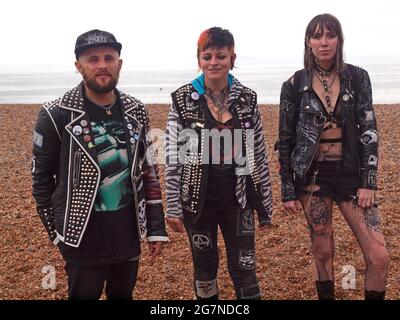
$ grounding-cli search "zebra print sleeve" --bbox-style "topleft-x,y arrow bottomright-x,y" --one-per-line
164,102 -> 184,218
253,105 -> 273,220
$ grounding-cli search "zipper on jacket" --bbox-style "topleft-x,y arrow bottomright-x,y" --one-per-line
299,91 -> 327,179
72,150 -> 82,189
130,126 -> 146,240
303,115 -> 326,179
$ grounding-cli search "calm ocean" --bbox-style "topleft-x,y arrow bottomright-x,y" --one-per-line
1,61 -> 400,104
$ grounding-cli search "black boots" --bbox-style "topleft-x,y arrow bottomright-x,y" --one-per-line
365,290 -> 385,300
315,280 -> 335,300
315,281 -> 385,300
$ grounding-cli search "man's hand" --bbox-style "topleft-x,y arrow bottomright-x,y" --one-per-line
166,217 -> 185,233
148,241 -> 164,263
283,200 -> 303,214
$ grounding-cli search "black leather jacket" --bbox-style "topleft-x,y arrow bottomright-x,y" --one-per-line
32,82 -> 168,247
278,64 -> 378,202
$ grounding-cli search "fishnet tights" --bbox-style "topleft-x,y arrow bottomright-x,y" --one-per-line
339,201 -> 389,291
299,193 -> 389,292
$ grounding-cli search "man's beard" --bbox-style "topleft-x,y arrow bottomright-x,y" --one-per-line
82,70 -> 120,94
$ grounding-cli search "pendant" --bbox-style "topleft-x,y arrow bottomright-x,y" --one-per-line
106,108 -> 112,115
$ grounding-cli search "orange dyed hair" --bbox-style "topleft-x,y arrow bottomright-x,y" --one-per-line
197,27 -> 235,59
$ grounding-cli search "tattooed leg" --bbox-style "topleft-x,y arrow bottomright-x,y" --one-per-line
300,191 -> 334,282
339,201 -> 389,293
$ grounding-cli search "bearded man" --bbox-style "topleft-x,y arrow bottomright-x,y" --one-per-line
31,29 -> 168,300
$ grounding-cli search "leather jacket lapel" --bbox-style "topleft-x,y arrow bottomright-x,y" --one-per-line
60,82 -> 99,164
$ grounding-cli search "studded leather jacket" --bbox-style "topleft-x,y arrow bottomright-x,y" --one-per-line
165,74 -> 273,225
278,64 -> 379,202
32,82 -> 168,247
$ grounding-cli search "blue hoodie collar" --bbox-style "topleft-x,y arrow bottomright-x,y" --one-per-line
191,73 -> 234,95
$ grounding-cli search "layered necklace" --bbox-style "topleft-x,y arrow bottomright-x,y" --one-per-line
313,66 -> 337,113
205,87 -> 229,123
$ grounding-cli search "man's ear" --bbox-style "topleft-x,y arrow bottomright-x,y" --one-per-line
75,61 -> 82,74
118,59 -> 123,71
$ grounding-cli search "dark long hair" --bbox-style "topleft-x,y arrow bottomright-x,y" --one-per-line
304,13 -> 344,72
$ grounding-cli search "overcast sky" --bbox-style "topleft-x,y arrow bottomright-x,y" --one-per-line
1,0 -> 399,72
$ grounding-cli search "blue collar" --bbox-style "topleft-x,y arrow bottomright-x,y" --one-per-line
191,73 -> 234,95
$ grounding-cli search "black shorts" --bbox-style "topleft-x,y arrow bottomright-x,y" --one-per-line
299,161 -> 361,203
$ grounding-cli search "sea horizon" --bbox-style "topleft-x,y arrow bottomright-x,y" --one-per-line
1,56 -> 400,105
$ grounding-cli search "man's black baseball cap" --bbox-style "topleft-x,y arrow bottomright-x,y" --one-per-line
74,29 -> 122,59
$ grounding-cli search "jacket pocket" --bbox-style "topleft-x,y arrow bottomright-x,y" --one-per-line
72,150 -> 82,189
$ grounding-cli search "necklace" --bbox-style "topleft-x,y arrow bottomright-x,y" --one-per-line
98,95 -> 117,115
315,63 -> 334,76
205,87 -> 229,123
314,69 -> 337,111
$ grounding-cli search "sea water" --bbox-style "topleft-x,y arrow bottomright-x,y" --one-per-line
1,61 -> 399,104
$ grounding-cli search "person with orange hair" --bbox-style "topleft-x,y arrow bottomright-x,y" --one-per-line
164,27 -> 272,299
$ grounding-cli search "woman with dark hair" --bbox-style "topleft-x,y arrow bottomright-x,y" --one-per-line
278,13 -> 389,300
165,27 -> 272,299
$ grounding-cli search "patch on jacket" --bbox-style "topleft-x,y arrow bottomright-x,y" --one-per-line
368,170 -> 377,187
138,198 -> 147,238
364,111 -> 374,121
368,155 -> 378,167
31,156 -> 36,175
280,99 -> 295,112
185,94 -> 199,111
360,130 -> 378,145
33,130 -> 43,148
181,183 -> 190,202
